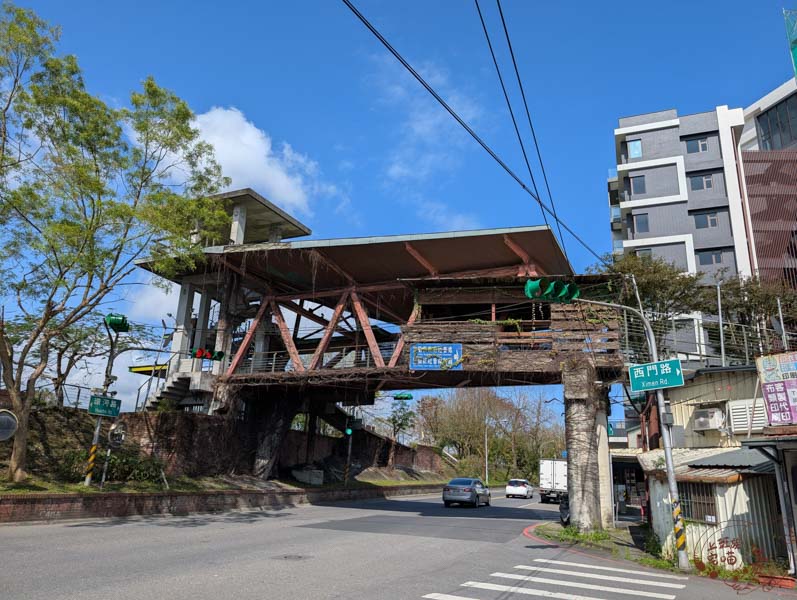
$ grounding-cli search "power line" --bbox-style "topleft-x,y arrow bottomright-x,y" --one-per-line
495,0 -> 566,259
339,0 -> 607,267
473,0 -> 547,229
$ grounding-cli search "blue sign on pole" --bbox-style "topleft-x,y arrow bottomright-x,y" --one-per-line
561,450 -> 567,459
409,343 -> 464,371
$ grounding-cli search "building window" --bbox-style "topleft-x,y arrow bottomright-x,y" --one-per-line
628,139 -> 642,159
630,175 -> 646,195
697,250 -> 723,266
636,248 -> 652,259
757,93 -> 797,150
690,173 -> 713,191
678,482 -> 717,523
686,137 -> 709,154
694,212 -> 719,229
633,213 -> 649,233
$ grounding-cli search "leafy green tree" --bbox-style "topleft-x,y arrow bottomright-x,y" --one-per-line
0,4 -> 229,481
387,398 -> 416,440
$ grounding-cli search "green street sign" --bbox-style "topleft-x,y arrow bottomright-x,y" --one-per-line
88,395 -> 121,418
629,359 -> 684,393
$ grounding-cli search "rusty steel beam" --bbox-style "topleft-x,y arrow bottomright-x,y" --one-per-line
269,299 -> 305,372
503,234 -> 531,264
404,242 -> 438,276
271,282 -> 405,302
388,303 -> 420,368
225,296 -> 273,376
309,291 -> 350,370
350,291 -> 385,368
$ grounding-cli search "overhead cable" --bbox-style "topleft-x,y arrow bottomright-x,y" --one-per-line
339,0 -> 607,266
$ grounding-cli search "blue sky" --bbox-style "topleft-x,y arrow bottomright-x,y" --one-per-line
26,0 -> 796,414
29,0 -> 797,271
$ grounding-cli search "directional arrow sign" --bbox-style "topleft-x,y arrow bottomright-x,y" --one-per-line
628,358 -> 685,393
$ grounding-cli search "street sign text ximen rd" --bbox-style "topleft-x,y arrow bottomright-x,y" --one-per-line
629,359 -> 685,392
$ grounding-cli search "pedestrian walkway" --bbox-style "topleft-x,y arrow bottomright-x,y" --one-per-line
422,557 -> 688,600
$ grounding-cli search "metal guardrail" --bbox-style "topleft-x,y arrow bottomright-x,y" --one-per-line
238,341 -> 399,374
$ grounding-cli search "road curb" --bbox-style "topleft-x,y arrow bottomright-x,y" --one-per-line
0,483 -> 444,524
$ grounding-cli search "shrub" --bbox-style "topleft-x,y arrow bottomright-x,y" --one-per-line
54,447 -> 164,484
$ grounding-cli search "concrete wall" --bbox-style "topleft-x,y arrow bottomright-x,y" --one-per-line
623,164 -> 680,200
665,370 -> 758,449
0,484 -> 447,524
619,109 -> 678,129
622,127 -> 681,164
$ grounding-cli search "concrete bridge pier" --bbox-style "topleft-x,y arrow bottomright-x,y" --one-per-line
563,357 -> 613,531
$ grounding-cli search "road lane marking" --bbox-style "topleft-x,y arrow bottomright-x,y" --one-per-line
531,559 -> 689,581
519,502 -> 538,508
462,581 -> 603,599
513,566 -> 685,589
423,594 -> 480,600
490,572 -> 676,600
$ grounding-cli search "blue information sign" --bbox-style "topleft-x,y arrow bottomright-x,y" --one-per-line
409,343 -> 464,371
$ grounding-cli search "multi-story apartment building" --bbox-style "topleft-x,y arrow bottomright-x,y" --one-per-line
608,107 -> 754,280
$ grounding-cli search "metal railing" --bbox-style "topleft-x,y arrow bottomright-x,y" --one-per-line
619,310 -> 797,368
237,341 -> 399,374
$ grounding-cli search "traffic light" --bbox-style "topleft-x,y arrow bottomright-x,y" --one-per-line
345,426 -> 353,436
190,348 -> 225,361
524,278 -> 580,303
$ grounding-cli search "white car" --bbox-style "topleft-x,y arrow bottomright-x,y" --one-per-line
505,479 -> 534,499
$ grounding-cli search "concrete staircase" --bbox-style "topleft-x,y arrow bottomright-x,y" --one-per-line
143,370 -> 216,411
144,373 -> 191,410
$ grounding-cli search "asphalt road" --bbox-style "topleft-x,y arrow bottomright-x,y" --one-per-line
0,491 -> 778,600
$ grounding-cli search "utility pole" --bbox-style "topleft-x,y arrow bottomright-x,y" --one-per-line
484,423 -> 489,487
778,297 -> 789,350
578,298 -> 690,571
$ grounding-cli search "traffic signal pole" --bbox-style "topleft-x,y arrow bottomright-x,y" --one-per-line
577,298 -> 690,572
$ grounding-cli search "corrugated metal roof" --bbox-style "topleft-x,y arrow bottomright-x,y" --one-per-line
638,447 -> 774,483
687,448 -> 770,469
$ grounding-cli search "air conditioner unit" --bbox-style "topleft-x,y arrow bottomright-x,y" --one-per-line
693,408 -> 725,431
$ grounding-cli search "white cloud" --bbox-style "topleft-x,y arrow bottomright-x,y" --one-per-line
195,107 -> 339,217
369,57 -> 483,230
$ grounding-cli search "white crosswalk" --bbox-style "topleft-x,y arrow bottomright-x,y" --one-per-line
422,557 -> 689,600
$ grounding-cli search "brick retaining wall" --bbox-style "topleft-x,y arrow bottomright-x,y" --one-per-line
0,484 -> 443,524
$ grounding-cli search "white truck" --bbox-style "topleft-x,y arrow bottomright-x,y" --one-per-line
538,459 -> 567,504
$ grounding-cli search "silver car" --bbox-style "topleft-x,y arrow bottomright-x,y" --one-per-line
442,478 -> 491,507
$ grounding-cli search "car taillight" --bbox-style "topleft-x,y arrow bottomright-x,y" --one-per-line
443,487 -> 450,492
463,487 -> 473,492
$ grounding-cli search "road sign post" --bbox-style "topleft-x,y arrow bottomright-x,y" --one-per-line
628,359 -> 684,393
84,396 -> 122,486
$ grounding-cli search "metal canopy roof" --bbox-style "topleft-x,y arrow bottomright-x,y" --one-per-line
205,225 -> 571,285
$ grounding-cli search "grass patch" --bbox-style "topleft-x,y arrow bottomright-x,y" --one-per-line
558,525 -> 611,544
638,555 -> 678,571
